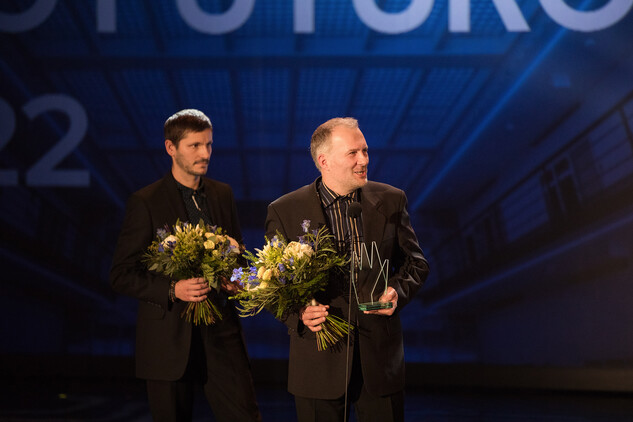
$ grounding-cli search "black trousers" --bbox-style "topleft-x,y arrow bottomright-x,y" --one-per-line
294,339 -> 404,422
146,324 -> 261,422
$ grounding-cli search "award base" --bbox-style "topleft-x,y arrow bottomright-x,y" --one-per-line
358,302 -> 393,311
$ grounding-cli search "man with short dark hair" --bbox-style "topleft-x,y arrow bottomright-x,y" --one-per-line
266,117 -> 429,422
111,109 -> 261,422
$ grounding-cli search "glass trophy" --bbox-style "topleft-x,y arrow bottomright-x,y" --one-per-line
351,242 -> 393,311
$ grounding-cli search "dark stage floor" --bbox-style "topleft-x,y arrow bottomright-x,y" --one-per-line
2,377 -> 633,422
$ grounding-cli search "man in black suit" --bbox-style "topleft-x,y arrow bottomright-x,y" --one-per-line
110,109 -> 261,422
266,117 -> 429,422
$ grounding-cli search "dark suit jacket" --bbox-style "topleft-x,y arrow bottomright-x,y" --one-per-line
266,178 -> 429,399
110,172 -> 244,381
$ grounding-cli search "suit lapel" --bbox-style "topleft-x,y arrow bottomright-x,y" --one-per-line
305,182 -> 328,232
202,179 -> 221,227
357,184 -> 387,296
360,184 -> 386,246
163,172 -> 189,224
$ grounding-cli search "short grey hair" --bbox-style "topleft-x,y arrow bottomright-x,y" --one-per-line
310,117 -> 359,170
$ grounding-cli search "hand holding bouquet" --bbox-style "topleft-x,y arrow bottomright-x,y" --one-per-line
143,219 -> 241,325
230,220 -> 351,351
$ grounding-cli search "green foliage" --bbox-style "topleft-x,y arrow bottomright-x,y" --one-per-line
142,219 -> 241,325
230,221 -> 352,350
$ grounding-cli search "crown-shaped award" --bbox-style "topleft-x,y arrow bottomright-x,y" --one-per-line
346,201 -> 392,311
350,241 -> 393,311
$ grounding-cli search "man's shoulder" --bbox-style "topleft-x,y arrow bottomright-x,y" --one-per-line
202,176 -> 233,194
133,176 -> 169,199
364,180 -> 404,197
133,175 -> 233,196
269,182 -> 315,208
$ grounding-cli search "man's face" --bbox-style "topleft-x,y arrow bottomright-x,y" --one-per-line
319,126 -> 369,195
167,129 -> 213,178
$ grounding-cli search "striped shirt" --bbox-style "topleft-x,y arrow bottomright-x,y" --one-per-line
317,179 -> 363,259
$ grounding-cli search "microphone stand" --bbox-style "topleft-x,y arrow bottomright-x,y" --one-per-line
344,202 -> 362,422
344,243 -> 354,422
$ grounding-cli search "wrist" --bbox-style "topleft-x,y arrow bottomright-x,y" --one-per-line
169,280 -> 178,302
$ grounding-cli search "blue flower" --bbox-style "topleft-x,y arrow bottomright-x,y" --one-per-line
270,236 -> 284,248
278,263 -> 286,273
301,219 -> 311,233
231,267 -> 243,282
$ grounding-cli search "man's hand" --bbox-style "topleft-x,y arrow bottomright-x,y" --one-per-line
174,277 -> 210,302
300,302 -> 329,332
363,286 -> 398,316
220,276 -> 239,295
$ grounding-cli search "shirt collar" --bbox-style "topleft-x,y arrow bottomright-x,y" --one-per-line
317,178 -> 359,208
175,179 -> 204,196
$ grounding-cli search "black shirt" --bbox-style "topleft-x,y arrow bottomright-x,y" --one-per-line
174,179 -> 213,226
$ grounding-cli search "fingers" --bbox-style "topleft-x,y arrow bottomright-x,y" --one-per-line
364,287 -> 398,316
300,304 -> 329,332
174,277 -> 211,302
221,281 -> 239,295
219,276 -> 239,295
364,306 -> 395,316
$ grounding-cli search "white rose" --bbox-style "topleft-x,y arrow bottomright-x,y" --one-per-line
161,235 -> 178,248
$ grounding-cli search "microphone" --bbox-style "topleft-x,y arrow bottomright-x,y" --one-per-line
346,202 -> 362,270
346,201 -> 362,220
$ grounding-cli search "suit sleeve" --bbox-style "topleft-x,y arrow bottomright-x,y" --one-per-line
264,202 -> 304,333
227,186 -> 244,245
388,191 -> 429,310
110,194 -> 171,310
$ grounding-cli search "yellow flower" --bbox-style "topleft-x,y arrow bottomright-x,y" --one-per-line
204,240 -> 215,249
262,268 -> 272,281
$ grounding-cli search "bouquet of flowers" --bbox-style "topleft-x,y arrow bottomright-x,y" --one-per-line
230,220 -> 351,351
143,219 -> 241,325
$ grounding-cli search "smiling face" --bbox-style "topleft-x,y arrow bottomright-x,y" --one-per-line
165,128 -> 212,188
318,125 -> 369,195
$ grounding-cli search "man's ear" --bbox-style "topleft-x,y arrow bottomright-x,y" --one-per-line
165,139 -> 175,157
317,153 -> 327,171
